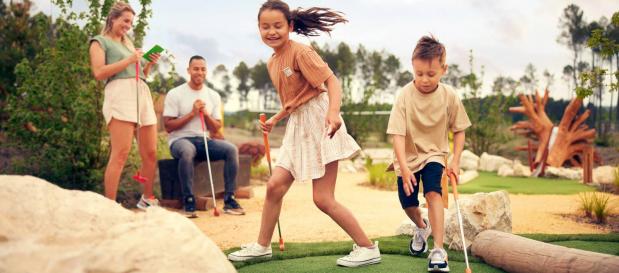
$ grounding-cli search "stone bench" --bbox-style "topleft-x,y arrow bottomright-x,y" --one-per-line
158,154 -> 252,208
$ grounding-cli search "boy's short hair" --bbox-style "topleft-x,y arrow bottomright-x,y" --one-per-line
412,35 -> 446,65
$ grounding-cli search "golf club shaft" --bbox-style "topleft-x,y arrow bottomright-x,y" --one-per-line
200,112 -> 219,214
260,114 -> 284,249
448,172 -> 470,269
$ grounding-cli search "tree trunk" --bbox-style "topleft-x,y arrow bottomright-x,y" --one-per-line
510,90 -> 596,168
608,57 -> 619,132
547,97 -> 596,167
509,90 -> 553,166
616,54 -> 619,130
472,230 -> 619,273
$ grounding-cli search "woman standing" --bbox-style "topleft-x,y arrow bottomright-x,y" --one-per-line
89,2 -> 160,209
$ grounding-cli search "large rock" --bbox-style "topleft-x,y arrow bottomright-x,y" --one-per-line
460,150 -> 480,171
512,160 -> 532,177
545,166 -> 583,181
497,164 -> 514,177
0,175 -> 236,273
459,170 -> 479,185
498,160 -> 531,177
444,191 -> 512,251
478,152 -> 512,172
593,166 -> 617,184
447,150 -> 479,171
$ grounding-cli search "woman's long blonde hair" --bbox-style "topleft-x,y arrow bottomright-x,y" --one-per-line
101,2 -> 136,51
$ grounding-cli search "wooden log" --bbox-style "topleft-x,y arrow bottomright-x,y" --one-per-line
472,230 -> 619,273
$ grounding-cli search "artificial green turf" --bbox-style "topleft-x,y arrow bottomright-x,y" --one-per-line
237,255 -> 503,273
228,234 -> 619,272
457,171 -> 596,195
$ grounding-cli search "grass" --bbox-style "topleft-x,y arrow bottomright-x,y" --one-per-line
227,234 -> 619,272
457,171 -> 596,195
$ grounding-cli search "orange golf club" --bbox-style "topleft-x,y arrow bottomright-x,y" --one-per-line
200,111 -> 220,217
260,113 -> 285,252
448,171 -> 472,273
132,61 -> 147,185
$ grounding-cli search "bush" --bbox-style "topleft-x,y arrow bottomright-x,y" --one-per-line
592,192 -> 614,224
579,191 -> 615,224
251,164 -> 269,181
366,162 -> 397,190
578,192 -> 595,218
6,18 -> 106,191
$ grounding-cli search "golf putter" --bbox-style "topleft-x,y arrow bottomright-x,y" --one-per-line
132,61 -> 147,184
260,113 -> 285,251
200,111 -> 220,217
448,172 -> 472,273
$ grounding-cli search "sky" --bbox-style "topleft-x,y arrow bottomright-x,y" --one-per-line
29,0 -> 619,110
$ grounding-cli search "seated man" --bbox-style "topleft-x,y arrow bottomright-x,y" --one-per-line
163,55 -> 244,216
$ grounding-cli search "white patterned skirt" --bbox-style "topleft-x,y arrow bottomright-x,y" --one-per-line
276,92 -> 361,181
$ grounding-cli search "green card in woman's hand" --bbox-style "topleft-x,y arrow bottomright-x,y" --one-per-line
143,44 -> 164,61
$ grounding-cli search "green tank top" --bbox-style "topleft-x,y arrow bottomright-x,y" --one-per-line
89,35 -> 146,83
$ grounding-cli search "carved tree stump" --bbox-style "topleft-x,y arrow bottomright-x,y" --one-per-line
509,90 -> 597,169
472,230 -> 619,273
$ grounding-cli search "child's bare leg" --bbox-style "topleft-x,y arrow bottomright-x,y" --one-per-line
312,161 -> 373,247
426,191 -> 444,247
404,206 -> 428,228
257,166 -> 294,247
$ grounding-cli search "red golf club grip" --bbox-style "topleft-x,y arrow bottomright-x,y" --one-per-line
259,114 -> 271,163
199,111 -> 206,131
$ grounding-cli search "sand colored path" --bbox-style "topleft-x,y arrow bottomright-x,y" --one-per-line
180,172 -> 607,250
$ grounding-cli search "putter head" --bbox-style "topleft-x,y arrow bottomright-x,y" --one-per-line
213,207 -> 220,217
279,238 -> 285,251
132,172 -> 147,184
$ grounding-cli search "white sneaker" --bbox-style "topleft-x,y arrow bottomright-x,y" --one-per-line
227,242 -> 272,262
410,218 -> 432,255
336,241 -> 381,267
136,195 -> 159,210
428,248 -> 450,272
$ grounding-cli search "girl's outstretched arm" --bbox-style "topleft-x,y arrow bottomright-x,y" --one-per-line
324,74 -> 342,138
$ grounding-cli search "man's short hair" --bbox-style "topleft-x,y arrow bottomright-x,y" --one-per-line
189,55 -> 206,66
412,35 -> 446,65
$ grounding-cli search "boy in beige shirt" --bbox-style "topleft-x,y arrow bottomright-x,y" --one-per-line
387,36 -> 471,273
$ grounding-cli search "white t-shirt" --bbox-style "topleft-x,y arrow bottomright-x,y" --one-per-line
163,83 -> 222,147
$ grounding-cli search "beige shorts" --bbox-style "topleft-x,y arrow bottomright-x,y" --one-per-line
276,92 -> 361,181
103,78 -> 156,127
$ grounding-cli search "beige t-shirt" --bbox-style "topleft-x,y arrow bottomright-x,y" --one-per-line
386,82 -> 471,175
267,40 -> 333,113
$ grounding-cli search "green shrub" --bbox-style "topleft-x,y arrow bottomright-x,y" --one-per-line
367,162 -> 397,190
591,192 -> 614,224
578,192 -> 595,218
251,164 -> 269,181
6,19 -> 106,191
579,191 -> 616,224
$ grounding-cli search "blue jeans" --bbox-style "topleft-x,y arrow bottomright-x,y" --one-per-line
170,137 -> 239,200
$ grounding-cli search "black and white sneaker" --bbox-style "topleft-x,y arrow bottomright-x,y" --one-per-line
136,194 -> 159,210
428,248 -> 450,272
184,195 -> 197,218
410,218 -> 432,256
224,196 -> 245,215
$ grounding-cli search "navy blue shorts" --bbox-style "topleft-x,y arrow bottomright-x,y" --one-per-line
397,162 -> 444,209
